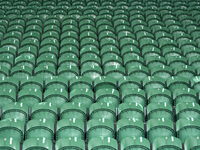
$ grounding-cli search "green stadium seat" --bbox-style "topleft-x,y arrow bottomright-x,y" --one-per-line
60,102 -> 87,121
162,46 -> 182,59
20,76 -> 43,91
81,55 -> 101,68
146,118 -> 175,143
31,102 -> 58,123
174,65 -> 196,79
0,66 -> 9,77
23,138 -> 53,150
102,55 -> 122,68
0,118 -> 24,142
141,46 -> 161,59
80,45 -> 99,58
0,47 -> 16,58
80,31 -> 97,41
34,66 -> 56,80
183,47 -> 200,59
176,102 -> 200,120
118,76 -> 141,93
43,88 -> 68,108
18,46 -> 37,58
176,118 -> 200,142
167,76 -> 190,92
0,56 -> 13,69
88,137 -> 118,150
56,118 -> 84,140
153,136 -> 182,150
173,88 -> 198,105
147,102 -> 173,121
70,89 -> 94,108
128,65 -> 149,80
45,76 -> 68,91
122,88 -> 146,107
117,118 -> 145,141
143,76 -> 166,92
89,102 -> 116,121
146,56 -> 166,69
104,65 -> 126,81
118,102 -> 144,121
124,55 -> 144,69
94,76 -> 117,92
55,138 -> 85,150
86,119 -> 114,140
25,118 -> 54,140
11,66 -> 32,80
70,76 -> 93,92
184,136 -> 200,150
121,137 -> 150,150
101,45 -> 120,58
191,76 -> 200,92
1,102 -> 28,123
60,46 -> 79,58
0,138 -> 20,150
37,55 -> 57,69
15,55 -> 35,69
0,77 -> 19,91
81,65 -> 102,81
39,46 -> 58,58
150,65 -> 172,80
58,65 -> 79,80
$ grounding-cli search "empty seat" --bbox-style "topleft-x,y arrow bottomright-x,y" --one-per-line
184,136 -> 200,150
104,65 -> 126,81
174,65 -> 196,79
87,119 -> 114,140
176,118 -> 200,142
121,137 -> 150,150
94,76 -> 117,92
173,88 -> 198,105
20,76 -> 43,91
89,102 -> 116,121
117,118 -> 145,141
23,138 -> 53,150
143,76 -> 166,92
0,77 -> 19,91
118,76 -> 141,93
1,102 -> 28,123
153,136 -> 182,150
176,102 -> 200,120
55,138 -> 85,150
70,89 -> 94,108
147,102 -> 174,121
96,88 -> 120,108
146,118 -> 175,142
11,66 -> 32,80
147,88 -> 172,105
167,76 -> 190,92
60,102 -> 87,121
0,89 -> 16,108
56,118 -> 84,140
191,76 -> 200,92
127,65 -> 149,80
167,56 -> 187,69
150,65 -> 172,80
0,119 -> 24,142
81,65 -> 102,81
31,102 -> 58,123
58,65 -> 79,80
45,76 -> 68,91
88,137 -> 118,150
0,138 -> 20,150
15,55 -> 35,69
25,119 -> 54,140
70,76 -> 93,91
34,66 -> 56,80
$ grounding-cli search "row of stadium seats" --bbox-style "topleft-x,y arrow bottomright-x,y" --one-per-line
2,136 -> 200,150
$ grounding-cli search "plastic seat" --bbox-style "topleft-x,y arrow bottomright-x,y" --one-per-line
0,66 -> 9,77
37,55 -> 57,69
37,7 -> 52,18
118,102 -> 144,121
94,76 -> 117,92
88,137 -> 118,150
128,65 -> 149,80
153,136 -> 182,150
143,76 -> 166,92
182,47 -> 200,59
146,118 -> 175,143
101,46 -> 120,58
45,76 -> 68,91
55,138 -> 85,150
11,66 -> 32,80
118,76 -> 141,92
162,46 -> 182,59
174,65 -> 196,79
23,138 -> 53,150
69,76 -> 92,92
147,102 -> 173,121
43,88 -> 68,108
60,46 -> 79,58
150,65 -> 172,80
191,76 -> 200,92
89,102 -> 116,121
167,76 -> 190,92
80,55 -> 101,68
70,89 -> 94,108
184,136 -> 200,150
1,102 -> 28,123
56,118 -> 84,140
15,55 -> 35,69
102,55 -> 122,69
141,46 -> 161,59
0,56 -> 13,70
0,76 -> 19,91
20,76 -> 43,91
121,137 -> 150,150
95,88 -> 120,107
39,46 -> 58,58
124,55 -> 144,70
0,47 -> 16,58
117,118 -> 145,141
104,65 -> 126,81
0,138 -> 20,150
60,102 -> 87,121
58,65 -> 79,80
31,102 -> 58,123
173,88 -> 198,106
0,119 -> 24,142
86,119 -> 114,140
81,65 -> 102,81
176,118 -> 200,142
80,45 -> 99,58
34,66 -> 56,80
122,88 -> 146,107
25,119 -> 54,140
